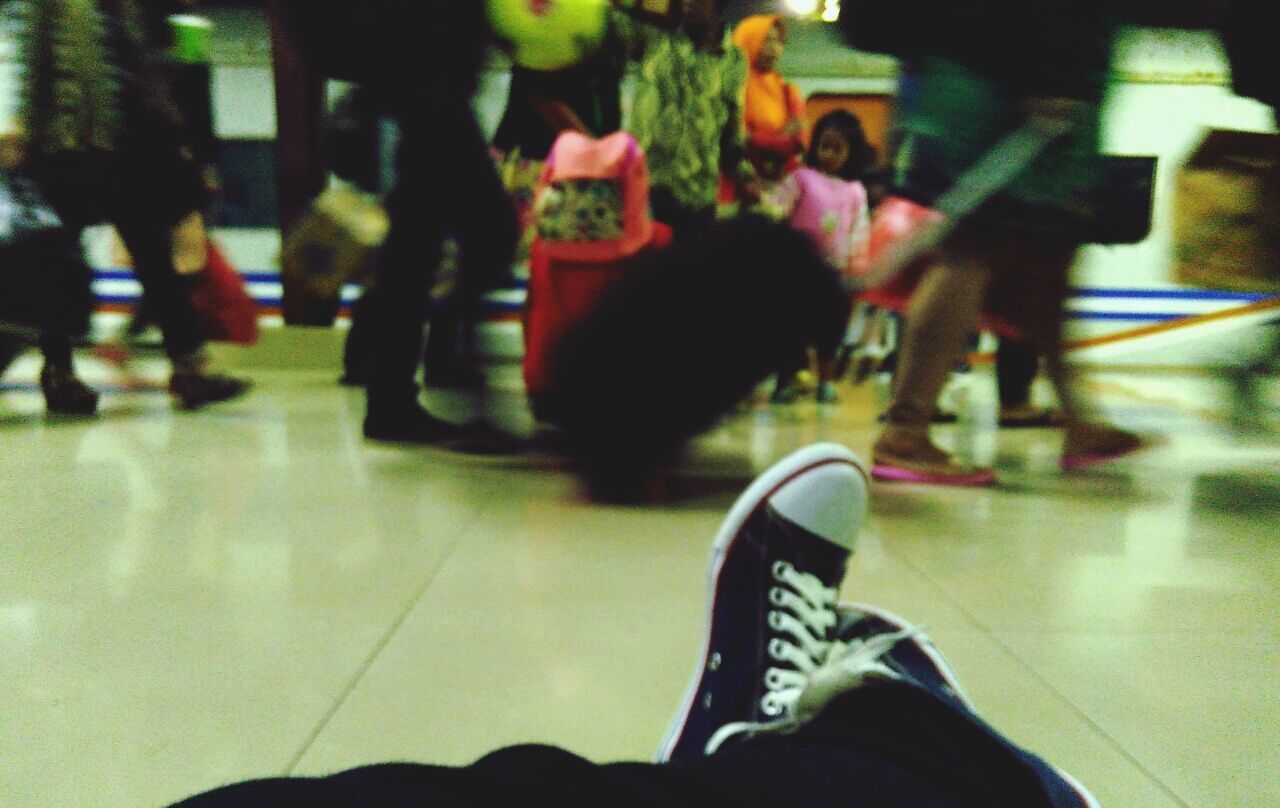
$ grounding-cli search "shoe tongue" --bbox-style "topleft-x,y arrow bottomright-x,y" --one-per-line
764,506 -> 851,590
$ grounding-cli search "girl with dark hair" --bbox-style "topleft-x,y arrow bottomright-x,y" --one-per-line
806,109 -> 876,183
763,109 -> 876,404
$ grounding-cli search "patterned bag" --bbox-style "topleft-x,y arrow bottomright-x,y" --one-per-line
533,131 -> 654,263
1173,129 -> 1280,293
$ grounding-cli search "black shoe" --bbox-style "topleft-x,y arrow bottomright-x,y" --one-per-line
363,402 -> 478,444
656,443 -> 869,763
41,366 -> 99,416
169,371 -> 251,410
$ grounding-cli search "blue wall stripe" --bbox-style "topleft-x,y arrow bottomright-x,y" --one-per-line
1064,311 -> 1182,323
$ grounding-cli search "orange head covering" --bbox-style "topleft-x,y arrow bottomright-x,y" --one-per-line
733,14 -> 782,69
734,15 -> 803,144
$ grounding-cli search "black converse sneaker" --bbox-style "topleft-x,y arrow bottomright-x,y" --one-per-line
656,443 -> 870,763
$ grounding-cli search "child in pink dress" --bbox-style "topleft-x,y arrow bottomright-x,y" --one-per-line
763,110 -> 875,403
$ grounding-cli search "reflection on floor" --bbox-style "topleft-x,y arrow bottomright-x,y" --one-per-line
2,353 -> 1277,807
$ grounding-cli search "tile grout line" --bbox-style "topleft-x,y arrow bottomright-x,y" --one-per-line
281,498 -> 493,775
883,544 -> 1191,808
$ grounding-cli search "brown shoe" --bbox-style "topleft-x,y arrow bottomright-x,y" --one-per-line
1061,422 -> 1149,471
872,428 -> 996,487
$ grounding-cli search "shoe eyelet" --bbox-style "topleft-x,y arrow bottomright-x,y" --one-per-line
702,693 -> 714,710
768,638 -> 787,660
772,560 -> 791,579
707,652 -> 721,672
765,669 -> 784,689
768,611 -> 784,630
769,587 -> 786,606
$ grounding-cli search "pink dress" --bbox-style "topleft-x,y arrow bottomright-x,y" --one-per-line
763,167 -> 871,278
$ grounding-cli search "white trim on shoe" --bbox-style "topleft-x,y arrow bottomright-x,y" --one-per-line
840,602 -> 1102,808
655,443 -> 870,763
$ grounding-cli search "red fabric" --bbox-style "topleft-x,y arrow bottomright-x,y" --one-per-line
524,223 -> 674,395
190,240 -> 260,345
859,197 -> 1021,338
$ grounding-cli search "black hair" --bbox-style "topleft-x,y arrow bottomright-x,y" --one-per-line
806,109 -> 878,183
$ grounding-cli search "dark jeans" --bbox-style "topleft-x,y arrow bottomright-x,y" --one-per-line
172,685 -> 1082,808
363,88 -> 517,407
31,153 -> 205,362
996,337 -> 1039,408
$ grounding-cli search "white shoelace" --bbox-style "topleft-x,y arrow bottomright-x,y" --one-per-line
705,576 -> 922,754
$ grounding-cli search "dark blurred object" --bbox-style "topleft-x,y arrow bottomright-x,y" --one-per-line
0,174 -> 92,338
1092,155 -> 1158,245
211,140 -> 279,228
542,216 -> 851,500
845,3 -> 1115,100
324,86 -> 382,194
169,62 -> 219,174
1214,0 -> 1279,110
1173,129 -> 1280,293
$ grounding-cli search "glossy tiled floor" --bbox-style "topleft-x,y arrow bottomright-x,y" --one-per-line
2,354 -> 1277,807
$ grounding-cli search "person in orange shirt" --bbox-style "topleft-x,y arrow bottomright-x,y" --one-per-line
734,15 -> 807,175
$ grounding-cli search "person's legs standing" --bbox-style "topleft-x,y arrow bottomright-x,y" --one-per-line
424,119 -> 519,392
361,87 -> 463,441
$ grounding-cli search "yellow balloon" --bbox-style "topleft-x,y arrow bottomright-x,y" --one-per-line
487,0 -> 610,71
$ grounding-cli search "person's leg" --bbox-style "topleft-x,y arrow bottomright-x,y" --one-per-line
362,87 -> 483,442
1013,242 -> 1143,467
996,337 -> 1037,409
427,125 -> 518,392
872,237 -> 996,485
112,214 -> 250,409
341,285 -> 375,386
995,335 -> 1065,427
37,333 -> 98,415
365,86 -> 526,450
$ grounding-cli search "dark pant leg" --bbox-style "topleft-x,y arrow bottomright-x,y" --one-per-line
37,333 -> 73,369
367,87 -> 515,404
996,336 -> 1039,408
171,686 -> 1074,808
420,109 -> 519,379
112,212 -> 205,361
363,100 -> 448,403
171,748 -> 689,808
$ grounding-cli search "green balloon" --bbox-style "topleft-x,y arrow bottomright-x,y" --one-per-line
487,0 -> 609,70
